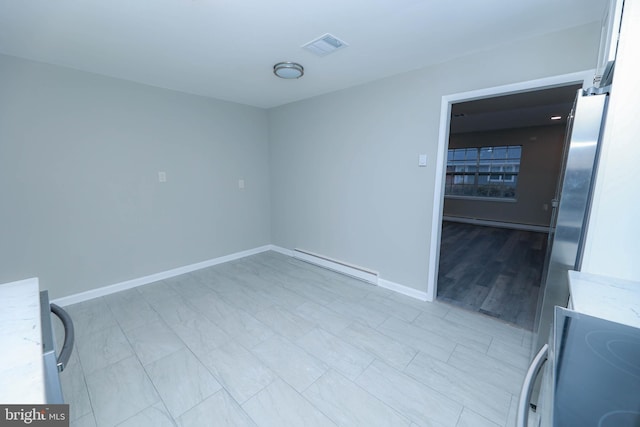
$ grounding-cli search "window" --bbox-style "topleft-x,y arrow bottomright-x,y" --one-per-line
445,145 -> 521,199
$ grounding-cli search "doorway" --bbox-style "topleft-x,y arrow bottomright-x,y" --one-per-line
426,72 -> 593,329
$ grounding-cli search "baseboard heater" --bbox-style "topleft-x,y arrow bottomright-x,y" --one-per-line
442,216 -> 550,233
292,248 -> 379,285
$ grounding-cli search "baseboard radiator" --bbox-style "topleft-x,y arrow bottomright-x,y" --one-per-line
442,216 -> 550,233
292,248 -> 379,285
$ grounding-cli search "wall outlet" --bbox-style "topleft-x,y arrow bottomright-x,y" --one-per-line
543,203 -> 549,211
238,179 -> 245,190
158,171 -> 167,182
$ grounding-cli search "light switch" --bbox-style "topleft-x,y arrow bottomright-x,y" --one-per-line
238,179 -> 245,190
418,154 -> 427,167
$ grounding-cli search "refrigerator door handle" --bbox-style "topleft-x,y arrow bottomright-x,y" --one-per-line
517,344 -> 548,427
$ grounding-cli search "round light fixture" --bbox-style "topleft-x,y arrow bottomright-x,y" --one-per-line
273,62 -> 304,79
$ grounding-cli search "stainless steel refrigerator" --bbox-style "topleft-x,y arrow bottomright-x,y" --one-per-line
531,88 -> 609,356
531,0 -> 624,358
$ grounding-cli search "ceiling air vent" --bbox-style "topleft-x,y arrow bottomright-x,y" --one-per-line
302,33 -> 348,56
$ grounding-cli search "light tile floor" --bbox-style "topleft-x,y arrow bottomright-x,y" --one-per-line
55,251 -> 535,427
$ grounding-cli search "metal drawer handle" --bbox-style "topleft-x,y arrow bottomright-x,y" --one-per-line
517,344 -> 548,427
50,303 -> 74,372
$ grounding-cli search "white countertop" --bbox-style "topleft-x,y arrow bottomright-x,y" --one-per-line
0,278 -> 46,404
569,270 -> 640,328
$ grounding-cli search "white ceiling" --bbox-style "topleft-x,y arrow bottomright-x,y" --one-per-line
0,0 -> 607,108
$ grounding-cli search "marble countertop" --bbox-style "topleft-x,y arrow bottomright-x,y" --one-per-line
569,270 -> 640,328
0,278 -> 46,404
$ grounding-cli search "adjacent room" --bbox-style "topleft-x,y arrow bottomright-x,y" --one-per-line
1,0 -> 639,426
437,85 -> 581,330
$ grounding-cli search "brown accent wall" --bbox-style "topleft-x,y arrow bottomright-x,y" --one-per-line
443,125 -> 566,227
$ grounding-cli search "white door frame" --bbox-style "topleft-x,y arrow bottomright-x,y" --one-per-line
425,70 -> 595,302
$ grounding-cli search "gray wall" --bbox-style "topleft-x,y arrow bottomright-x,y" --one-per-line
0,54 -> 271,299
269,22 -> 601,292
443,125 -> 566,227
0,21 -> 604,299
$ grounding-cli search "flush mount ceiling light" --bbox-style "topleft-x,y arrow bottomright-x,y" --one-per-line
273,62 -> 304,79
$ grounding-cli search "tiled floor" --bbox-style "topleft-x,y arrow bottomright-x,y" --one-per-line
55,251 -> 534,427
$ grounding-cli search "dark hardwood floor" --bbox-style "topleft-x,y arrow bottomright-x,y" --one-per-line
437,221 -> 548,330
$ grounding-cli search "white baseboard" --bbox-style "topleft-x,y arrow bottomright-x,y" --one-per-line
291,248 -> 379,285
53,243 -> 430,307
51,245 -> 273,306
378,278 -> 430,302
442,216 -> 550,233
284,247 -> 430,302
267,244 -> 294,257
275,246 -> 430,301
